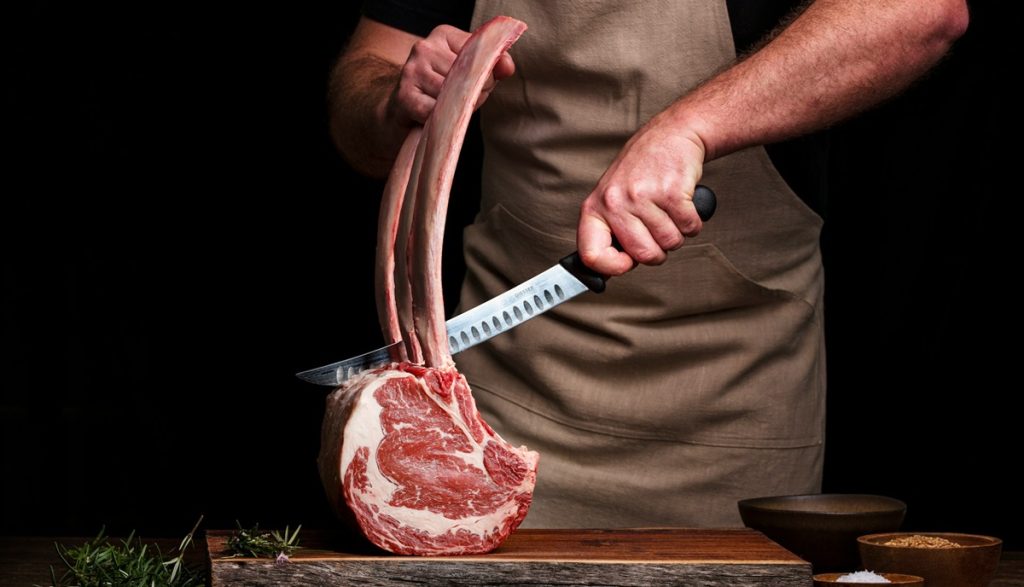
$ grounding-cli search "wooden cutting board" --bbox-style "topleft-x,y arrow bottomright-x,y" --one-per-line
207,528 -> 811,586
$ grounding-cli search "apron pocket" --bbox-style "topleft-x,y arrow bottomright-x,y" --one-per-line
458,203 -> 824,449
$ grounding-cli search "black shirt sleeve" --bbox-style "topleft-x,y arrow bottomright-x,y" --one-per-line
362,0 -> 475,37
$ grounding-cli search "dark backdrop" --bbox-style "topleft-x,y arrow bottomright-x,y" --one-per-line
3,3 -> 1016,548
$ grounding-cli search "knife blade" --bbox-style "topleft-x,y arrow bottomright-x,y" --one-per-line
293,261 -> 588,386
296,185 -> 716,386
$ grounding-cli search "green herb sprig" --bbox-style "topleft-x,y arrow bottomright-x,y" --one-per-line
226,521 -> 302,560
50,516 -> 204,587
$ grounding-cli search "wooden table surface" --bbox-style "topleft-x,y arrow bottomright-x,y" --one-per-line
2,534 -> 1022,586
206,529 -> 810,586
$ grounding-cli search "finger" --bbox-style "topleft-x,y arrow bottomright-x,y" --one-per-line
635,200 -> 685,251
493,52 -> 515,79
438,24 -> 472,55
613,213 -> 668,266
425,44 -> 459,77
474,75 -> 501,110
663,194 -> 703,238
415,68 -> 447,99
400,91 -> 437,124
408,29 -> 466,79
438,25 -> 513,80
578,213 -> 634,276
475,53 -> 516,109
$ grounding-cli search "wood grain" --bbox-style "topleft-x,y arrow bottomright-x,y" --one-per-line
4,535 -> 1020,586
207,528 -> 812,586
994,552 -> 1024,587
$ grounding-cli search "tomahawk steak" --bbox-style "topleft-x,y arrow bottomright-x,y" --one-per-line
318,16 -> 538,556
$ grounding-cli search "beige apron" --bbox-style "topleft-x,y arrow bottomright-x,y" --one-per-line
459,0 -> 826,527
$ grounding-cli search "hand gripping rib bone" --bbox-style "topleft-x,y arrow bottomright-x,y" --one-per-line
319,17 -> 538,556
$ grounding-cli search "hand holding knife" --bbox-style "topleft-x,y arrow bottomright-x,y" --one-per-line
296,185 -> 717,386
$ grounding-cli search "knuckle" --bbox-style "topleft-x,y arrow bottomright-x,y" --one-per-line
579,206 -> 603,227
411,104 -> 432,121
680,213 -> 702,236
661,232 -> 684,250
397,73 -> 416,92
599,186 -> 625,212
399,61 -> 421,85
625,185 -> 649,205
633,247 -> 664,265
397,86 -> 419,109
578,248 -> 601,267
411,39 -> 432,55
413,101 -> 433,122
663,190 -> 685,210
396,93 -> 431,122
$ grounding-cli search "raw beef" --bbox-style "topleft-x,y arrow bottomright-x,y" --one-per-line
318,16 -> 538,556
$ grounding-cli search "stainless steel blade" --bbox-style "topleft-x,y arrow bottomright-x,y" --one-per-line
295,264 -> 589,386
294,341 -> 401,385
445,263 -> 588,354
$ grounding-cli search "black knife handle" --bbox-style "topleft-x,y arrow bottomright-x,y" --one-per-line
693,184 -> 716,222
559,184 -> 717,294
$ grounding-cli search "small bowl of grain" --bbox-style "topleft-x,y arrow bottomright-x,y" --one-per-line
858,532 -> 1002,587
813,571 -> 923,586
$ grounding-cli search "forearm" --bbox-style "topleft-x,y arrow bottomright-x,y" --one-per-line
328,18 -> 511,178
671,0 -> 969,161
328,54 -> 405,178
577,0 -> 967,274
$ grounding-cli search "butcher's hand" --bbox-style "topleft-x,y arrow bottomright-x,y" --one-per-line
384,25 -> 516,129
578,114 -> 708,276
331,19 -> 517,176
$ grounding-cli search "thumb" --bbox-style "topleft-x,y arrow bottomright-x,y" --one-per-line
577,213 -> 634,276
493,52 -> 515,80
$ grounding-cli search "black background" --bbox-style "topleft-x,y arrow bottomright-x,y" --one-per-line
3,3 -> 1017,549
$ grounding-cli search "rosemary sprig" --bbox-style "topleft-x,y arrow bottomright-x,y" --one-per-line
226,521 -> 302,560
50,516 -> 204,587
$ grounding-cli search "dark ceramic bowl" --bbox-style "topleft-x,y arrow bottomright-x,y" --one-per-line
858,532 -> 1002,587
737,494 -> 906,572
813,572 -> 923,586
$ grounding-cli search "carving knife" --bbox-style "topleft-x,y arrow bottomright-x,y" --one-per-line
296,185 -> 716,386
